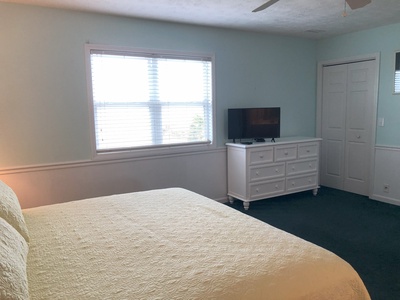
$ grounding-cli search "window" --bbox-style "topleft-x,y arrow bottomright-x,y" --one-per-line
86,45 -> 214,154
395,52 -> 400,94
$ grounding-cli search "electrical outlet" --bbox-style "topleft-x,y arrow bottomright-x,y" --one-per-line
383,184 -> 390,193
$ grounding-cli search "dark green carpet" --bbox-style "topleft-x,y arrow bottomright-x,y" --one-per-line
228,187 -> 400,300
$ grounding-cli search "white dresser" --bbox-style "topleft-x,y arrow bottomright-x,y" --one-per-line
227,137 -> 321,210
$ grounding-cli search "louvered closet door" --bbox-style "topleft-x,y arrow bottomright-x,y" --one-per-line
321,60 -> 376,196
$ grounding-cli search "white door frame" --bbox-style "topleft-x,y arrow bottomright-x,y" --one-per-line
316,53 -> 380,197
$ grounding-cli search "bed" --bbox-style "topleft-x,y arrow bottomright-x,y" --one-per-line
0,180 -> 370,300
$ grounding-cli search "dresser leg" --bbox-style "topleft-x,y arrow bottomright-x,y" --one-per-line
312,188 -> 318,196
228,196 -> 234,204
243,201 -> 250,210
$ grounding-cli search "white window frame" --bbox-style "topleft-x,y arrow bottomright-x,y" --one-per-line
85,44 -> 216,160
395,51 -> 400,94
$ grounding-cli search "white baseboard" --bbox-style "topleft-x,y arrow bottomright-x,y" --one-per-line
370,194 -> 400,206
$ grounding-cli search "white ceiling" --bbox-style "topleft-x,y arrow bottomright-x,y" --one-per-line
3,0 -> 400,39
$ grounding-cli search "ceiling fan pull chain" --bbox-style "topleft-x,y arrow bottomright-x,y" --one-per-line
342,0 -> 348,17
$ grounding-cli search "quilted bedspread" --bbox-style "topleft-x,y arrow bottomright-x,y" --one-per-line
23,188 -> 370,300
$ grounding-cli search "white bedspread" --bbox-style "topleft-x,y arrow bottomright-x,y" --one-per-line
23,188 -> 370,299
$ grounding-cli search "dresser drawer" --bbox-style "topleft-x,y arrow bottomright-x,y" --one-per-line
249,163 -> 285,182
286,174 -> 317,192
249,148 -> 274,165
287,159 -> 318,176
298,142 -> 319,158
250,179 -> 285,199
275,145 -> 297,161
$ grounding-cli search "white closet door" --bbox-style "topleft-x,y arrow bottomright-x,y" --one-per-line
321,60 -> 376,196
321,64 -> 347,190
344,61 -> 375,195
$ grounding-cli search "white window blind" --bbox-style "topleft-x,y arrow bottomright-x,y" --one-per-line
88,48 -> 213,152
395,52 -> 400,94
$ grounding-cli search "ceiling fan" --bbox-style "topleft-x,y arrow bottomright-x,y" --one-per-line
252,0 -> 371,12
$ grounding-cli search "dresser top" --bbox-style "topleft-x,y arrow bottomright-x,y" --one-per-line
226,136 -> 321,149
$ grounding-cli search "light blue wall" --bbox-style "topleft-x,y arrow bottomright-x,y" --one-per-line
0,3 -> 317,168
317,23 -> 400,146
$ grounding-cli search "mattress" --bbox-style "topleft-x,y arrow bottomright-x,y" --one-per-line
23,188 -> 370,299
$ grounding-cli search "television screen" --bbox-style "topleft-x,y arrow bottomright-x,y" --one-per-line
228,107 -> 280,142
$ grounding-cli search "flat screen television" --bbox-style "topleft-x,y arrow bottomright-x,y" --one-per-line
228,107 -> 280,143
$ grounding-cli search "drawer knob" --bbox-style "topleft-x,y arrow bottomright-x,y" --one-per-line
256,188 -> 259,193
260,155 -> 264,158
275,185 -> 279,189
291,182 -> 295,186
306,149 -> 310,153
284,151 -> 288,155
309,164 -> 312,168
275,168 -> 279,172
292,166 -> 295,170
256,171 -> 260,176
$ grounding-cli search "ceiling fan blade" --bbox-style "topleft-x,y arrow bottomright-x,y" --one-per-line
252,0 -> 280,12
346,0 -> 371,9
